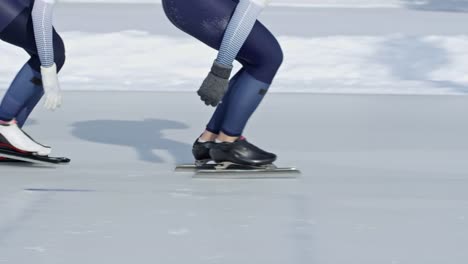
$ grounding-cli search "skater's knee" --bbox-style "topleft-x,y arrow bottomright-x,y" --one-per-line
55,51 -> 66,72
267,41 -> 284,73
240,34 -> 284,84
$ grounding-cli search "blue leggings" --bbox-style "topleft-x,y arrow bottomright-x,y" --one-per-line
162,0 -> 283,136
0,8 -> 65,127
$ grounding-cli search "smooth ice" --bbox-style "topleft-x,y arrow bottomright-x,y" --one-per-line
1,2 -> 468,264
0,92 -> 468,264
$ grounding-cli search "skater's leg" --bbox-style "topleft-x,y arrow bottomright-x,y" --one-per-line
219,71 -> 273,138
196,69 -> 243,160
0,64 -> 41,122
210,26 -> 282,164
204,68 -> 245,136
0,8 -> 66,126
15,30 -> 65,128
217,20 -> 283,138
163,0 -> 283,165
0,8 -> 65,155
15,82 -> 44,127
163,0 -> 283,133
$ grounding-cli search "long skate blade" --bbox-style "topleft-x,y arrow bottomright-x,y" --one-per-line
194,169 -> 300,179
176,163 -> 301,179
0,149 -> 69,166
175,162 -> 215,172
194,164 -> 301,179
0,153 -> 55,166
175,164 -> 198,172
45,157 -> 71,164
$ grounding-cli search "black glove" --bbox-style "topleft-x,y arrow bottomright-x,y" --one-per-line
197,61 -> 233,107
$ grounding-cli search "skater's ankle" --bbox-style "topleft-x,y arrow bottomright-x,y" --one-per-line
0,119 -> 14,125
199,130 -> 218,142
216,133 -> 238,143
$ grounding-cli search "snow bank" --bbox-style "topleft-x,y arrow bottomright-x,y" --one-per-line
2,31 -> 468,95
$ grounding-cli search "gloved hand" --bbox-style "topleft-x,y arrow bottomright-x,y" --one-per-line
197,61 -> 233,107
40,63 -> 62,111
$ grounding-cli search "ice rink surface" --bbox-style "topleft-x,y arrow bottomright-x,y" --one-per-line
1,2 -> 468,263
1,92 -> 468,263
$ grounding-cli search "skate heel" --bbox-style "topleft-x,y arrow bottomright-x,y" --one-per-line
195,159 -> 211,167
0,119 -> 51,155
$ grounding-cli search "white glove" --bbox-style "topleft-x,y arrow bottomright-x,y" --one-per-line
40,63 -> 62,111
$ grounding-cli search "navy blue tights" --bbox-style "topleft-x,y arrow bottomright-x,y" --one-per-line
0,8 -> 65,127
206,69 -> 270,136
162,0 -> 283,136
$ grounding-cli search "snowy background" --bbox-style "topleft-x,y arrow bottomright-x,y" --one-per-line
2,0 -> 468,94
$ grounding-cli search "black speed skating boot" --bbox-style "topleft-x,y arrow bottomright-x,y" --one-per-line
192,139 -> 214,165
209,137 -> 277,167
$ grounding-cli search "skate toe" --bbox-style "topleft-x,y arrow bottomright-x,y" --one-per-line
35,146 -> 52,156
